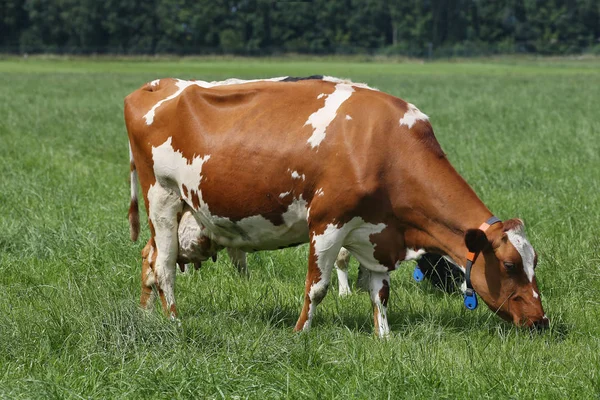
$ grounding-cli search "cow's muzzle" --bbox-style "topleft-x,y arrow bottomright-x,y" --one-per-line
530,316 -> 549,331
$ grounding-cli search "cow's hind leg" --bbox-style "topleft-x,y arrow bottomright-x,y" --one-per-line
140,239 -> 171,312
335,247 -> 352,296
294,226 -> 344,332
148,183 -> 183,320
368,271 -> 391,338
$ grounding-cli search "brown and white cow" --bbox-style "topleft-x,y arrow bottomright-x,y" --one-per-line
125,76 -> 547,336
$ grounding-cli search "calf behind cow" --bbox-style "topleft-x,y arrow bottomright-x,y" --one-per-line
125,76 -> 547,336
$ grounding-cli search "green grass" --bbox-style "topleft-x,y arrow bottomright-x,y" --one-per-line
1,57 -> 599,398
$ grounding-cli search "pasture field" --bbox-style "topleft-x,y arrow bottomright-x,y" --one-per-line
0,56 -> 599,399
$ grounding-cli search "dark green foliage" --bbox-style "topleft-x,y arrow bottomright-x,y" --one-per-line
1,0 -> 599,55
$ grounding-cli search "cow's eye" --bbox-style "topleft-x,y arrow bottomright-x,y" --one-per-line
504,262 -> 515,271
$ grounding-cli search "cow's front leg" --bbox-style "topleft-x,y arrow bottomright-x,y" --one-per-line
148,184 -> 183,320
335,247 -> 352,296
369,271 -> 391,338
294,227 -> 344,332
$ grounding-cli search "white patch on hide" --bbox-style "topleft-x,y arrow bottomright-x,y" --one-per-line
317,93 -> 326,99
144,80 -> 198,125
211,196 -> 310,251
315,188 -> 324,197
506,227 -> 535,283
202,76 -> 288,87
404,248 -> 426,261
290,170 -> 305,180
399,103 -> 429,129
322,76 -> 378,91
337,218 -> 388,273
345,115 -> 352,120
151,137 -> 210,202
144,77 -> 288,125
305,83 -> 355,148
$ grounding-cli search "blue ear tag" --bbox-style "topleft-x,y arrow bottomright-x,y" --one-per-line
463,289 -> 478,310
413,266 -> 424,282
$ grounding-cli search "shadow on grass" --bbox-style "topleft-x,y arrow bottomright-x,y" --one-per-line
541,318 -> 571,342
253,299 -> 479,336
252,298 -> 571,341
177,273 -> 571,340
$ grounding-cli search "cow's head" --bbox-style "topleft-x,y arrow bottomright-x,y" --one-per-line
465,218 -> 548,328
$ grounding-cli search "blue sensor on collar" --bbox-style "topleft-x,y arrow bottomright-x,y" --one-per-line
413,265 -> 424,282
463,289 -> 478,310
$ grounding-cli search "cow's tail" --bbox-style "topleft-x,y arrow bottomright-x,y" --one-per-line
128,143 -> 140,242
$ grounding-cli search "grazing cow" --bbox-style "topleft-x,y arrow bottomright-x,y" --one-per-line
125,76 -> 547,336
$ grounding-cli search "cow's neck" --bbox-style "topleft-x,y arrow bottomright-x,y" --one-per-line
395,157 -> 494,266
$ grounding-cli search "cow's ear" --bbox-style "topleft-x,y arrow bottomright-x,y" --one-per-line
465,229 -> 488,253
502,218 -> 525,233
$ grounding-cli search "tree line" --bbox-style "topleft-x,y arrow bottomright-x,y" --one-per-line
1,0 -> 599,57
